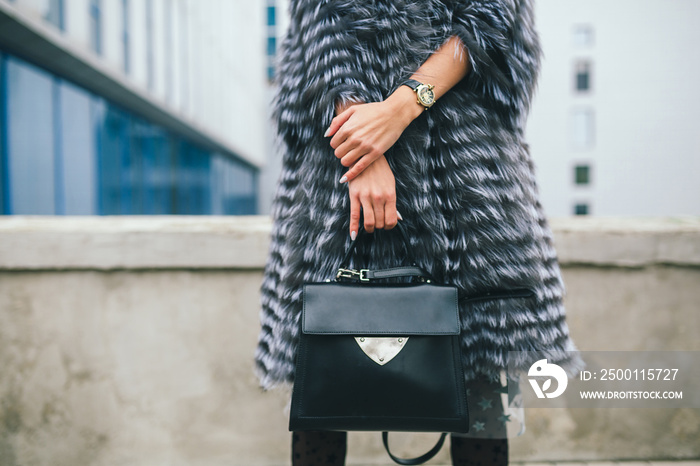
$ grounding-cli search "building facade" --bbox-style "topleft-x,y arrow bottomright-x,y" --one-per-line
527,0 -> 700,216
0,0 -> 266,215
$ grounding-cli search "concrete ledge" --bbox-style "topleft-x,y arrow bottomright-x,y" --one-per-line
0,216 -> 272,270
0,215 -> 698,270
550,216 -> 700,267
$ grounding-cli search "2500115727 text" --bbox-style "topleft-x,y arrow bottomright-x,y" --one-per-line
579,368 -> 679,381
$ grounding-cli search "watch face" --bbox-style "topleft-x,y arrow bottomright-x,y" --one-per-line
416,85 -> 435,107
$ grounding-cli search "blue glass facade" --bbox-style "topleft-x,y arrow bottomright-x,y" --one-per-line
0,52 -> 258,216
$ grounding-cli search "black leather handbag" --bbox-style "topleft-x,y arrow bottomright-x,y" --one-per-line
289,224 -> 470,465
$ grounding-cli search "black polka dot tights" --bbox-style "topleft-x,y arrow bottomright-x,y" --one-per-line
291,431 -> 508,466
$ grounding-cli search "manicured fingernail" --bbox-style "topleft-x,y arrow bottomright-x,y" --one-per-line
339,175 -> 348,184
324,127 -> 331,137
397,210 -> 403,220
350,231 -> 357,241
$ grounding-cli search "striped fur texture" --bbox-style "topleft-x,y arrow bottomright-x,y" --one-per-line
256,0 -> 582,390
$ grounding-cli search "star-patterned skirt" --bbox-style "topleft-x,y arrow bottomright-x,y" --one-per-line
452,373 -> 526,439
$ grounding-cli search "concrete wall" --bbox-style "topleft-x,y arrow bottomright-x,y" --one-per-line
0,216 -> 699,466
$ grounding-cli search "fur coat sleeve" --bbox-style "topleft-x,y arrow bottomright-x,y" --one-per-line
445,0 -> 541,128
256,0 -> 582,390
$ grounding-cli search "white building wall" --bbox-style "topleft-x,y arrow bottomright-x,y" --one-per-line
101,0 -> 121,72
65,0 -> 91,54
188,1 -> 203,118
178,0 -> 190,112
152,0 -> 167,103
173,0 -> 185,110
528,0 -> 700,217
128,0 -> 148,87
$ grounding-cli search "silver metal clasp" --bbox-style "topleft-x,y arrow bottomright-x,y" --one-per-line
359,269 -> 370,282
336,268 -> 360,280
336,268 -> 371,282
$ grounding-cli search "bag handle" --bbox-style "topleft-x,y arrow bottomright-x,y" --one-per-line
382,432 -> 447,465
338,221 -> 413,269
335,223 -> 535,302
336,222 -> 434,282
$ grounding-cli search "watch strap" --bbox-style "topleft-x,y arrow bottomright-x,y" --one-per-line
401,79 -> 435,110
402,79 -> 423,91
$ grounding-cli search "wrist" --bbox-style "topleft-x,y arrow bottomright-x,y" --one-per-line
386,85 -> 424,127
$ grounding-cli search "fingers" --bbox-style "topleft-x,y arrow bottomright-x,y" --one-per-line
345,154 -> 397,237
339,146 -> 365,168
349,193 -> 360,240
360,194 -> 375,233
339,154 -> 376,184
384,197 -> 398,230
373,195 -> 385,231
348,198 -> 397,238
350,192 -> 398,234
328,107 -> 380,163
325,106 -> 355,138
332,130 -> 378,164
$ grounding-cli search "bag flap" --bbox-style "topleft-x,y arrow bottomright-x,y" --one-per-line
302,283 -> 460,335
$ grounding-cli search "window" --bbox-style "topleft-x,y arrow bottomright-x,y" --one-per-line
122,0 -> 130,75
89,0 -> 102,55
45,0 -> 65,31
267,6 -> 276,26
5,57 -> 56,214
574,164 -> 591,185
267,37 -> 277,57
0,53 -> 8,215
574,203 -> 589,216
573,25 -> 594,48
95,103 -> 127,214
151,128 -> 172,214
175,141 -> 211,214
216,155 -> 258,214
571,108 -> 595,149
575,61 -> 591,92
60,80 -> 97,214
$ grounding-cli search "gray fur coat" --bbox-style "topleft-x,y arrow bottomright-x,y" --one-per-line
255,0 -> 581,389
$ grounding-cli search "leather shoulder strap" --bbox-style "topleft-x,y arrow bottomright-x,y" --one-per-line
382,432 -> 447,465
362,266 -> 432,281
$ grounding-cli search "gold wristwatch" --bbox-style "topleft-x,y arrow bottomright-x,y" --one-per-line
402,79 -> 436,110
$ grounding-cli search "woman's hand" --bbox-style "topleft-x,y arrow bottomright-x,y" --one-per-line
326,87 -> 422,183
347,154 -> 398,238
327,35 -> 470,237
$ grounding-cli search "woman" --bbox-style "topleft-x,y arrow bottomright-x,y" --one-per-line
256,1 -> 582,464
